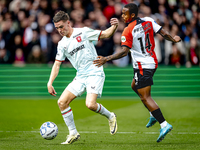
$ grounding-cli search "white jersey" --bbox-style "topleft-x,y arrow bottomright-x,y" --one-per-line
56,27 -> 104,76
121,17 -> 162,70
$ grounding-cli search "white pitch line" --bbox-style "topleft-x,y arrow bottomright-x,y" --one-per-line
79,131 -> 97,133
0,131 -> 200,134
114,132 -> 137,134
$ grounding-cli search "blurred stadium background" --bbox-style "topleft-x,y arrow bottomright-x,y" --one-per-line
0,64 -> 200,98
0,2 -> 200,149
0,0 -> 200,99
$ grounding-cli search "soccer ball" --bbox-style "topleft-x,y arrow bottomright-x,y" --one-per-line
40,121 -> 58,140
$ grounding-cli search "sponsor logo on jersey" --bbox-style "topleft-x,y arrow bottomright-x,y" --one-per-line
73,32 -> 82,38
69,44 -> 85,56
121,36 -> 126,42
134,26 -> 143,33
143,22 -> 151,32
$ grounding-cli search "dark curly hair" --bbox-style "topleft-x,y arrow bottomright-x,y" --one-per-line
124,3 -> 138,18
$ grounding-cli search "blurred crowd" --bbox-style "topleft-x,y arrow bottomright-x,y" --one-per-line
0,0 -> 200,68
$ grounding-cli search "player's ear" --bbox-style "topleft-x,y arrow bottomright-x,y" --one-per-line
131,13 -> 135,19
66,20 -> 71,26
67,20 -> 70,24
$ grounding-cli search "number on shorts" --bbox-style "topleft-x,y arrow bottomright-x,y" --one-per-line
134,72 -> 138,85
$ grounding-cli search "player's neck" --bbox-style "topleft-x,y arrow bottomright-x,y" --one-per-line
129,17 -> 139,24
66,28 -> 74,38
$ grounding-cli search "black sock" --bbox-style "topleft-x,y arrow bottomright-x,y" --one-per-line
151,108 -> 165,124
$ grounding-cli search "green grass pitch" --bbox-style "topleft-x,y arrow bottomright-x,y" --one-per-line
0,97 -> 200,150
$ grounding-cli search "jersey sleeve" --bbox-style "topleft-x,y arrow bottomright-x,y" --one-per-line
55,42 -> 65,62
145,17 -> 162,33
84,27 -> 101,41
121,27 -> 133,49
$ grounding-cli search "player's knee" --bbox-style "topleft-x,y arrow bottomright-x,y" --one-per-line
140,96 -> 147,103
140,95 -> 152,104
57,100 -> 63,108
86,102 -> 96,111
57,99 -> 68,109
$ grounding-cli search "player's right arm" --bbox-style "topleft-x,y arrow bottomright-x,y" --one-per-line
47,60 -> 62,96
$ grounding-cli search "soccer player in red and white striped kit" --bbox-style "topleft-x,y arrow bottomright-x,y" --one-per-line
93,3 -> 181,142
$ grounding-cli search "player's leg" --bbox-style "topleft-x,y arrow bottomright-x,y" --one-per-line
85,75 -> 117,135
137,86 -> 159,112
131,78 -> 139,96
131,77 -> 156,127
58,88 -> 77,135
137,86 -> 172,142
131,78 -> 150,110
59,77 -> 86,144
58,88 -> 80,144
86,93 -> 112,116
85,93 -> 117,135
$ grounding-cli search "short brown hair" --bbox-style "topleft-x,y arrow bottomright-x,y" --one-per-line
53,11 -> 70,23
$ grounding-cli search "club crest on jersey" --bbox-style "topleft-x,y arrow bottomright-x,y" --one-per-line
76,36 -> 82,42
121,36 -> 126,42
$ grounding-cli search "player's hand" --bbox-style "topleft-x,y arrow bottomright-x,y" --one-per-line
110,18 -> 119,26
47,84 -> 57,96
93,56 -> 107,67
174,35 -> 181,43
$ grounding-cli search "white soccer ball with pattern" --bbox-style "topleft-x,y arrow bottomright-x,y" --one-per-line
40,121 -> 58,140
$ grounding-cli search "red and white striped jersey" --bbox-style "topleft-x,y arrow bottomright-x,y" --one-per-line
121,17 -> 162,70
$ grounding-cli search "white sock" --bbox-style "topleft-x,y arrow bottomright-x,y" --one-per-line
96,103 -> 112,119
160,121 -> 168,128
149,112 -> 153,117
61,107 -> 77,135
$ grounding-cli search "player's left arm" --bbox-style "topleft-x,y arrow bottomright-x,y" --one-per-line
158,28 -> 181,43
147,16 -> 181,43
100,18 -> 119,39
93,46 -> 130,67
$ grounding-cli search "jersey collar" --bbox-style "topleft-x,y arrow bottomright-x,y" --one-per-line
129,17 -> 140,24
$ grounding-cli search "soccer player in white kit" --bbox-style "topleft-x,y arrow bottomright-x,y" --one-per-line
93,3 -> 181,142
47,11 -> 118,144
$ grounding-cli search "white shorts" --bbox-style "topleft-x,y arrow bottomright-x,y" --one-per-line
66,74 -> 105,98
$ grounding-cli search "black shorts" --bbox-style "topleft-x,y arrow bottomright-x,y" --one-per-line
133,68 -> 156,89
